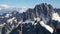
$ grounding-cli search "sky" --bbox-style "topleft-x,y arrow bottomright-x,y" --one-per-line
0,0 -> 60,8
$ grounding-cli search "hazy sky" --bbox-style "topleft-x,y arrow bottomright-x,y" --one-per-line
0,0 -> 60,8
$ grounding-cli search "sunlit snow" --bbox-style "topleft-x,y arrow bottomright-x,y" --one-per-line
52,12 -> 60,22
40,21 -> 54,33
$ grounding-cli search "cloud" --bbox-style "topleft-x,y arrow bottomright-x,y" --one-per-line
0,4 -> 12,10
18,7 -> 29,13
0,4 -> 32,14
0,4 -> 11,8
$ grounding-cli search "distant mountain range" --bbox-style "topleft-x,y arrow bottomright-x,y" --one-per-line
0,3 -> 60,34
0,7 -> 28,15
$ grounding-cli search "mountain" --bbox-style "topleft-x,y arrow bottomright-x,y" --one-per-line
0,3 -> 60,34
0,3 -> 56,21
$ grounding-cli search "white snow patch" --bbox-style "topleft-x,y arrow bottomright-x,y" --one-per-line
7,17 -> 15,24
23,20 -> 34,24
40,21 -> 54,33
5,14 -> 12,18
52,12 -> 60,22
0,23 -> 6,27
34,23 -> 37,25
18,20 -> 23,24
14,19 -> 17,23
34,17 -> 40,22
